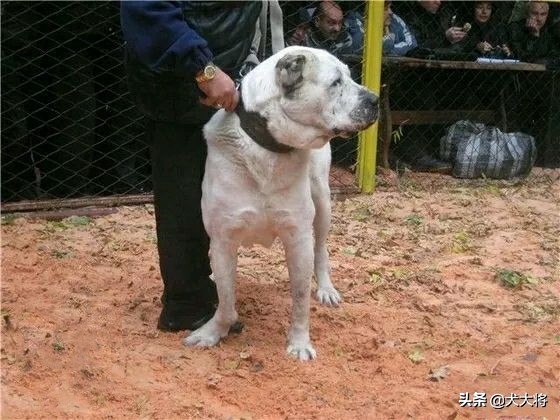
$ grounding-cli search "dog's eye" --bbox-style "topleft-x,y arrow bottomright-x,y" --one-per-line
330,78 -> 342,87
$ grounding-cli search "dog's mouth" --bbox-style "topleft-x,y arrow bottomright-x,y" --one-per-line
333,117 -> 377,138
332,128 -> 349,138
333,130 -> 354,139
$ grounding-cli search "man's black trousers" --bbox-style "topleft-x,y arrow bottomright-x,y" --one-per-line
146,119 -> 217,307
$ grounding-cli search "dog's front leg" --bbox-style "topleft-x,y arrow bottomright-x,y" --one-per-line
184,239 -> 238,347
311,180 -> 342,306
281,232 -> 316,361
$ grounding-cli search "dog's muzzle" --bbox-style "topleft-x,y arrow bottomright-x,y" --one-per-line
350,90 -> 379,129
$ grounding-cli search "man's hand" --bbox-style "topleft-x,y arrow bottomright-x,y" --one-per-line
383,32 -> 396,45
383,23 -> 391,36
198,68 -> 239,112
445,27 -> 467,44
476,41 -> 493,54
500,44 -> 512,57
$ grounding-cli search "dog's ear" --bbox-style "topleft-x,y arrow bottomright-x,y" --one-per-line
276,53 -> 306,95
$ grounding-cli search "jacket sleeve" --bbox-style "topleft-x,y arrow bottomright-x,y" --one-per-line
407,13 -> 448,50
120,1 -> 213,76
391,14 -> 417,55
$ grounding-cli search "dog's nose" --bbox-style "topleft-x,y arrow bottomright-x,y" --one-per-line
361,90 -> 378,110
356,90 -> 379,124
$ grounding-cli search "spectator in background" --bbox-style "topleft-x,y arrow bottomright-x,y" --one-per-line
509,1 -> 559,64
504,1 -> 559,164
382,1 -> 417,56
287,1 -> 363,56
401,0 -> 465,51
297,1 -> 354,57
461,1 -> 512,57
285,1 -> 362,168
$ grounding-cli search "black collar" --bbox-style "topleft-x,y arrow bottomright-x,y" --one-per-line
235,86 -> 294,154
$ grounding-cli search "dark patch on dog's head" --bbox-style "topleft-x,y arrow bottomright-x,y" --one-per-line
276,53 -> 306,97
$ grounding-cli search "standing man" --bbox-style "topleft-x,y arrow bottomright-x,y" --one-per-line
120,2 -> 264,331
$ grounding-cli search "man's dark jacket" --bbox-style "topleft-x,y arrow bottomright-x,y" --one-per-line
509,21 -> 559,64
121,1 -> 261,123
401,3 -> 453,50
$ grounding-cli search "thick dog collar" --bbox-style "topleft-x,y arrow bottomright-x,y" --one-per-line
235,86 -> 294,154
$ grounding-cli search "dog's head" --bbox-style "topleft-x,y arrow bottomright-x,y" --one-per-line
241,46 -> 378,149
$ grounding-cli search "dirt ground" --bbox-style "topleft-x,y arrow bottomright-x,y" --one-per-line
2,169 -> 559,419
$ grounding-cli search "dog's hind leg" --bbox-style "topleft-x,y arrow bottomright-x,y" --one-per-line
281,231 -> 317,361
183,240 -> 239,347
311,178 -> 342,307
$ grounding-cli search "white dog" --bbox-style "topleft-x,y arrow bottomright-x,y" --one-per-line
184,46 -> 378,360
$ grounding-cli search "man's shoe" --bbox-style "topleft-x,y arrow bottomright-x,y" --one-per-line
157,301 -> 215,332
413,155 -> 452,173
157,278 -> 219,332
157,302 -> 245,333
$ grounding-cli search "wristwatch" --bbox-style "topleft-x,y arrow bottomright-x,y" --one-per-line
195,62 -> 218,83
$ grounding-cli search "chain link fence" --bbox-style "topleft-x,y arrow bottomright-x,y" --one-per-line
1,1 -> 150,207
2,1 -> 559,210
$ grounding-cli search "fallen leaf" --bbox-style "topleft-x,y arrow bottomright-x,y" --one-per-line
446,410 -> 458,420
207,373 -> 221,389
342,246 -> 357,256
522,352 -> 538,362
427,365 -> 449,381
334,346 -> 346,357
239,349 -> 252,360
224,359 -> 240,370
408,348 -> 424,364
250,361 -> 264,372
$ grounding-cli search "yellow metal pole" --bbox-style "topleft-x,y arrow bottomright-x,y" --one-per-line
357,0 -> 384,193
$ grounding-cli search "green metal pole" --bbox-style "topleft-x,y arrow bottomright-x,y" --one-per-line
357,0 -> 384,193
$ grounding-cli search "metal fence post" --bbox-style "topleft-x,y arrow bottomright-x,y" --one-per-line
357,0 -> 384,193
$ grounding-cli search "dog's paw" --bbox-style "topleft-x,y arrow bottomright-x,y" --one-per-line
183,319 -> 229,348
316,286 -> 342,307
287,340 -> 317,361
